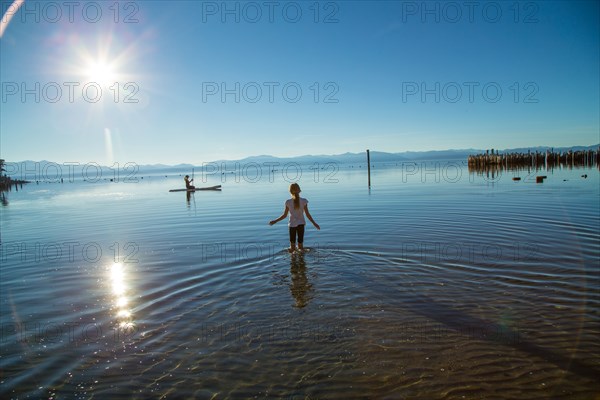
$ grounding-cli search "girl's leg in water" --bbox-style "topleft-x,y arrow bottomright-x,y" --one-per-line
289,227 -> 297,252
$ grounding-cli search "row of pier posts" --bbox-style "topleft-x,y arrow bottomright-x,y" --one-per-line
467,148 -> 599,171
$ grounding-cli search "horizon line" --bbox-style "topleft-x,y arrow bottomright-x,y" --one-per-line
2,144 -> 599,168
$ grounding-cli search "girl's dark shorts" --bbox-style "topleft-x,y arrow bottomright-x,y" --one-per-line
289,224 -> 305,244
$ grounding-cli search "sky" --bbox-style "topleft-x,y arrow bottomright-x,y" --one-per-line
0,0 -> 598,165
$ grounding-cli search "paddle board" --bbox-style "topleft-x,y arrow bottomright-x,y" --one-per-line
169,185 -> 222,192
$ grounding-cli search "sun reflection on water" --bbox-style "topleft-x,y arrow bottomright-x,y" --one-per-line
109,262 -> 133,328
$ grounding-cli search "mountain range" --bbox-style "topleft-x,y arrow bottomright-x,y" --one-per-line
4,145 -> 598,176
142,145 -> 599,170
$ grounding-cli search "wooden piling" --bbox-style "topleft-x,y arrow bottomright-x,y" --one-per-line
366,149 -> 371,187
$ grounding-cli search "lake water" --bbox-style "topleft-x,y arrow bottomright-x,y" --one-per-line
1,161 -> 599,399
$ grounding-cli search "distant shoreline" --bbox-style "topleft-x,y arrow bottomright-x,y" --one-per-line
3,144 -> 599,174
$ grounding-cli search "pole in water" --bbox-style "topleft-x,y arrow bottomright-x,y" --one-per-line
366,149 -> 371,187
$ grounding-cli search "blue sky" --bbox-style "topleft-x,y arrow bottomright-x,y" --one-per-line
1,1 -> 598,165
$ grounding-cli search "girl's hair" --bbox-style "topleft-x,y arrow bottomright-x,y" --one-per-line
289,183 -> 301,209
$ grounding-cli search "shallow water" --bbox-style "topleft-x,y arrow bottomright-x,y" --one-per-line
1,162 -> 599,399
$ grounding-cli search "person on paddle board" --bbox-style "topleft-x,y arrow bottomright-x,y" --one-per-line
184,175 -> 195,190
269,183 -> 320,252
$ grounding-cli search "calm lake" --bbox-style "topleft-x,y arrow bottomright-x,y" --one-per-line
1,161 -> 599,399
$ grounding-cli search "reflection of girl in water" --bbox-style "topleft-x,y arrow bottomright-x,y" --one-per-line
290,253 -> 312,308
269,183 -> 320,253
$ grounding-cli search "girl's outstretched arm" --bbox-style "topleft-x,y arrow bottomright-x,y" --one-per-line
269,206 -> 289,225
304,205 -> 320,230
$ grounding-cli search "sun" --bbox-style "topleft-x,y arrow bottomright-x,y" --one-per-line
63,34 -> 138,94
85,60 -> 117,87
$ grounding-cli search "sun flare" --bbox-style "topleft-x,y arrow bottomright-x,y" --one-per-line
85,60 -> 117,87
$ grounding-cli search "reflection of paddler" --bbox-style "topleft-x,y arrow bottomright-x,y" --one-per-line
184,175 -> 195,190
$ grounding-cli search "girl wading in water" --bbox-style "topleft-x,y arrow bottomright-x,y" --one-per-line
269,183 -> 320,252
